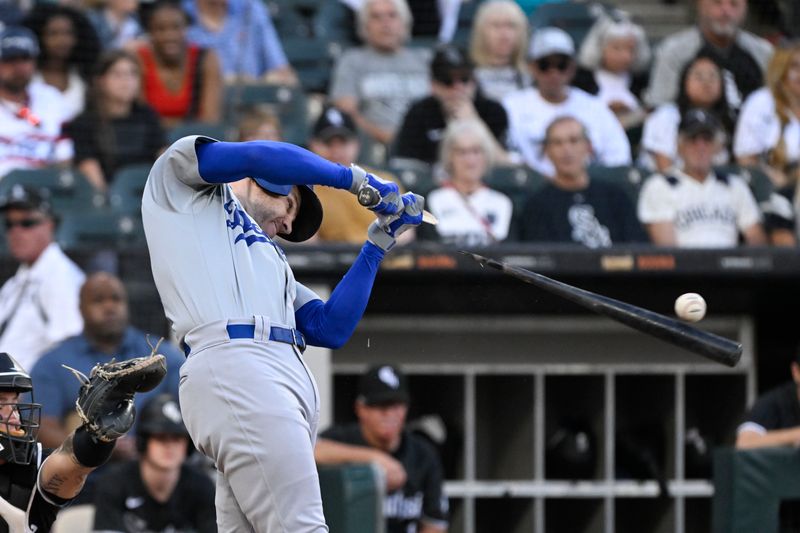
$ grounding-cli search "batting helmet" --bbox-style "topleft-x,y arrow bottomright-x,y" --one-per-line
252,179 -> 322,242
136,394 -> 190,455
0,353 -> 40,465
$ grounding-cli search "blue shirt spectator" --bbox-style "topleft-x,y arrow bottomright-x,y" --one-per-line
184,0 -> 296,83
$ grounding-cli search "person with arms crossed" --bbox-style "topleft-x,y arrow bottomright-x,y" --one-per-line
315,364 -> 448,533
142,134 -> 424,532
93,394 -> 216,533
0,186 -> 84,372
637,108 -> 766,247
0,349 -> 166,533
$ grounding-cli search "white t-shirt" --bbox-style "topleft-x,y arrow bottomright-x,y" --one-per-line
637,169 -> 761,248
734,87 -> 800,164
0,81 -> 74,178
595,69 -> 640,112
0,243 -> 85,371
473,66 -> 532,103
427,185 -> 513,246
502,86 -> 631,176
32,69 -> 86,122
640,103 -> 729,171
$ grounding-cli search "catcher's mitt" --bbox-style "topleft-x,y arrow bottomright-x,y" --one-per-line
64,353 -> 167,442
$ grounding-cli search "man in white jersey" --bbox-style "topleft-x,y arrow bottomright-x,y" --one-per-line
142,135 -> 423,532
0,26 -> 72,178
638,109 -> 766,247
502,27 -> 631,176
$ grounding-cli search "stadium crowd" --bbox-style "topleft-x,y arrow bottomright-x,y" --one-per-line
0,0 -> 798,530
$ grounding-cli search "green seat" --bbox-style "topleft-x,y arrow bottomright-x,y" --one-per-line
386,158 -> 436,197
223,84 -> 309,145
57,210 -> 146,251
485,165 -> 548,214
713,164 -> 774,203
0,167 -> 102,214
587,164 -> 647,204
282,36 -> 334,93
167,121 -> 229,144
318,464 -> 382,533
108,163 -> 152,214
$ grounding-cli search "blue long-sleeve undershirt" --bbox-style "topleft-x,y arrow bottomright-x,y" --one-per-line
294,241 -> 385,349
195,140 -> 352,190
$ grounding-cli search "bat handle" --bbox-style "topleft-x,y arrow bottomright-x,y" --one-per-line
357,186 -> 380,208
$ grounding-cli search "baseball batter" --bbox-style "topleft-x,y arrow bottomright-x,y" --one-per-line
141,135 -> 423,532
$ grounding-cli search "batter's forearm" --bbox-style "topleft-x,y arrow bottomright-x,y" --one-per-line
295,241 -> 384,349
196,140 -> 352,189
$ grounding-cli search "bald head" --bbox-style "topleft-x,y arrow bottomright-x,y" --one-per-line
80,272 -> 128,345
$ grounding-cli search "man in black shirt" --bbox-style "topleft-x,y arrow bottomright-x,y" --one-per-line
315,364 -> 448,533
93,394 -> 216,533
393,44 -> 508,164
518,116 -> 646,246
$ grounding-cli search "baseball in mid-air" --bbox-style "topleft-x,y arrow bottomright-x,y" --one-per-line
674,293 -> 707,322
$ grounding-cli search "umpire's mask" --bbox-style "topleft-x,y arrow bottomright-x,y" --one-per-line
0,353 -> 40,465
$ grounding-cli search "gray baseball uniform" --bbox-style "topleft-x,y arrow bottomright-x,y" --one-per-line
142,135 -> 417,532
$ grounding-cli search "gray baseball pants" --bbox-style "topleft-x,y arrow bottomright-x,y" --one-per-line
179,316 -> 328,532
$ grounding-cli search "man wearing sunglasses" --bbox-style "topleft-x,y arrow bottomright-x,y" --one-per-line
393,44 -> 509,164
637,109 -> 766,247
0,185 -> 84,371
503,27 -> 631,176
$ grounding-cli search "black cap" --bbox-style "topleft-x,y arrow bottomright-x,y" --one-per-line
0,26 -> 39,61
431,45 -> 473,84
678,109 -> 721,137
358,364 -> 409,406
312,106 -> 357,142
0,185 -> 55,218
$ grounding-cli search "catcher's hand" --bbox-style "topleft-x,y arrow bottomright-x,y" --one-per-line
64,353 -> 167,443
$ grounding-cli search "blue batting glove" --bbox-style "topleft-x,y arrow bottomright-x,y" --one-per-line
367,193 -> 424,252
349,164 -> 402,216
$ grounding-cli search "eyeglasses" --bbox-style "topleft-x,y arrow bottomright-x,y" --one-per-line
535,55 -> 571,72
4,218 -> 45,230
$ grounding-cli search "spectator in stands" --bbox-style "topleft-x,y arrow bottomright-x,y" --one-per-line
503,27 -> 631,177
65,49 -> 166,193
24,4 -> 100,122
637,109 -> 766,247
315,364 -> 449,533
185,0 -> 297,85
309,105 -> 411,244
735,41 -> 800,190
641,52 -> 736,173
574,14 -> 651,132
0,26 -> 73,178
236,104 -> 282,142
645,0 -> 772,110
519,116 -> 646,247
87,0 -> 143,50
393,44 -> 509,165
0,185 -> 84,371
137,0 -> 222,128
330,0 -> 431,147
93,394 -> 216,533
426,119 -> 513,246
468,0 -> 532,103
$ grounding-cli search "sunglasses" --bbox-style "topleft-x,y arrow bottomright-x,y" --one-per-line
4,218 -> 45,230
536,55 -> 571,72
439,73 -> 472,87
684,131 -> 716,142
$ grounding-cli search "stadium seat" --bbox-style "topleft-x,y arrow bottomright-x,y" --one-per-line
282,36 -> 334,93
313,1 -> 357,48
485,165 -> 548,214
318,464 -> 383,533
713,164 -> 774,203
166,121 -> 229,144
587,164 -> 647,203
108,163 -> 152,214
0,167 -> 103,214
529,1 -> 609,48
223,84 -> 309,145
57,210 -> 146,251
386,158 -> 437,197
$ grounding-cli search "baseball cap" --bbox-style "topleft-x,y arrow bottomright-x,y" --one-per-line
431,45 -> 473,84
0,26 -> 39,61
0,184 -> 55,218
358,364 -> 409,406
528,27 -> 575,60
312,106 -> 357,142
678,109 -> 721,137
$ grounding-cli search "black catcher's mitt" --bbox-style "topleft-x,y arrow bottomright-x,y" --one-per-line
64,354 -> 167,442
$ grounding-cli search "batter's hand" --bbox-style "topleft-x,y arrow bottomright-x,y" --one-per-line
367,193 -> 424,252
349,164 -> 402,216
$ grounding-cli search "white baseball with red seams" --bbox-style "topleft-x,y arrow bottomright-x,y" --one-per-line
675,293 -> 707,322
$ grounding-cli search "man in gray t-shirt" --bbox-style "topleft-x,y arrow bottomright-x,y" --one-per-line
142,135 -> 423,532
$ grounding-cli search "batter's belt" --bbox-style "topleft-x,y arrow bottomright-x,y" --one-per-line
182,317 -> 307,357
